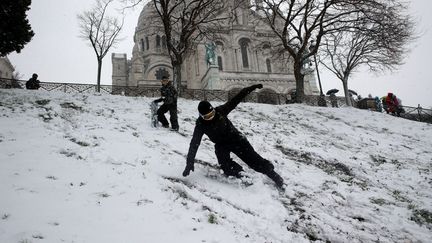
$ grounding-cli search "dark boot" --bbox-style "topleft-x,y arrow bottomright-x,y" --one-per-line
267,170 -> 284,189
221,162 -> 243,178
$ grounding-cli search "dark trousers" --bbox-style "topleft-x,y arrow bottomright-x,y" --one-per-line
157,103 -> 179,129
214,139 -> 274,176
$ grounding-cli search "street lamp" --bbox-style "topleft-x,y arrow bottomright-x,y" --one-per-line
309,40 -> 327,107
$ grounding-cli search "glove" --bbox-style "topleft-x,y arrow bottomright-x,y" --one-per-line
154,98 -> 164,103
252,84 -> 263,90
182,163 -> 194,177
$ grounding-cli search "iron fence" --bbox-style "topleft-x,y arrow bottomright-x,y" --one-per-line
400,105 -> 432,123
1,77 -> 430,123
0,78 -> 282,103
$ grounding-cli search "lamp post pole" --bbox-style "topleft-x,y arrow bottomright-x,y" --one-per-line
309,41 -> 327,107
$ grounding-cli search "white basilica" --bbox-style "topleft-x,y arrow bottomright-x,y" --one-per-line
112,2 -> 319,103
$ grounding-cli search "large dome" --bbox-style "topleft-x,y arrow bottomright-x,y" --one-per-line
136,3 -> 160,32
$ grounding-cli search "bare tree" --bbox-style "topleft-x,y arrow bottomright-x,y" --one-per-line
320,1 -> 415,106
122,0 -> 244,94
10,70 -> 24,89
78,0 -> 124,92
154,0 -> 245,94
253,0 -> 386,103
12,70 -> 23,81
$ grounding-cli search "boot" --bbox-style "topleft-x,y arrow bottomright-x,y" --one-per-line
267,170 -> 284,189
221,160 -> 243,178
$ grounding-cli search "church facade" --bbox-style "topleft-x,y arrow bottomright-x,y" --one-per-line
0,56 -> 15,79
112,2 -> 319,103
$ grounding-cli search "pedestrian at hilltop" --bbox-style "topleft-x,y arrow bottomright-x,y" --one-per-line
182,84 -> 285,189
153,76 -> 179,131
385,92 -> 402,117
25,73 -> 40,90
349,93 -> 357,107
375,96 -> 383,112
381,96 -> 389,113
329,93 -> 338,108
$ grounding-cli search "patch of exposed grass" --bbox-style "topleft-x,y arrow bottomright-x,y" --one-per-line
69,138 -> 90,147
370,154 -> 387,166
208,213 -> 218,224
60,102 -> 82,111
392,190 -> 412,203
370,197 -> 393,206
39,113 -> 54,121
35,99 -> 50,106
46,175 -> 58,180
98,192 -> 110,198
410,209 -> 432,228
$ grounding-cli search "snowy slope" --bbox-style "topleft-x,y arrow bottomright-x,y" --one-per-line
0,89 -> 431,243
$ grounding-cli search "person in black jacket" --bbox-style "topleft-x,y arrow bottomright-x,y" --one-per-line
154,76 -> 179,131
182,84 -> 285,189
25,73 -> 40,90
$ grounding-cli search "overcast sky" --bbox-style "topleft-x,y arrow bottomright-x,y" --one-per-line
8,0 -> 432,107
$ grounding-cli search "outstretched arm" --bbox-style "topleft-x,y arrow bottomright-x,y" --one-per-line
153,97 -> 164,103
218,84 -> 263,116
183,123 -> 204,176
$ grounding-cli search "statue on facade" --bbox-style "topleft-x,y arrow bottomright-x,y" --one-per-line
205,42 -> 216,66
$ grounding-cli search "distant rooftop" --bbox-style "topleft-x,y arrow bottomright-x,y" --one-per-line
112,53 -> 126,58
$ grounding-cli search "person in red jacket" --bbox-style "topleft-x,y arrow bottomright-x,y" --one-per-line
182,84 -> 285,189
385,93 -> 400,116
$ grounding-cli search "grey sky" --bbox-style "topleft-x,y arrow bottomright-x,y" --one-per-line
8,0 -> 432,107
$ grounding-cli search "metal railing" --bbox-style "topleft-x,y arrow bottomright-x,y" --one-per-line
0,78 -> 284,103
399,105 -> 432,123
2,78 -> 430,123
0,78 -> 162,97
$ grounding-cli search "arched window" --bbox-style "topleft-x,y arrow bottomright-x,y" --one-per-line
215,41 -> 224,48
239,38 -> 250,68
266,59 -> 272,73
217,56 -> 223,71
156,35 -> 161,48
161,36 -> 167,49
140,39 -> 145,51
145,37 -> 149,50
155,68 -> 169,80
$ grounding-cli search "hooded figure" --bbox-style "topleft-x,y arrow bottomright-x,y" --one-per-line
385,92 -> 400,116
183,84 -> 285,189
25,73 -> 40,90
374,96 -> 383,112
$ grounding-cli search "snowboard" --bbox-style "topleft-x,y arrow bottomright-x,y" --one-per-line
150,101 -> 159,127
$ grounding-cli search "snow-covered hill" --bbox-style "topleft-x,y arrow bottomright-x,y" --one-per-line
0,89 -> 431,243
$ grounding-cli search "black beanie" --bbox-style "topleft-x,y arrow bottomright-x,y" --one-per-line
198,101 -> 213,115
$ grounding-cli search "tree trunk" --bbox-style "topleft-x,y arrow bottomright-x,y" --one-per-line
293,62 -> 305,103
173,62 -> 182,96
342,77 -> 351,106
97,59 -> 102,93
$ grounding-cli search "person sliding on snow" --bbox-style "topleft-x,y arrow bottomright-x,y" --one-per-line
182,84 -> 285,189
154,76 -> 179,131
